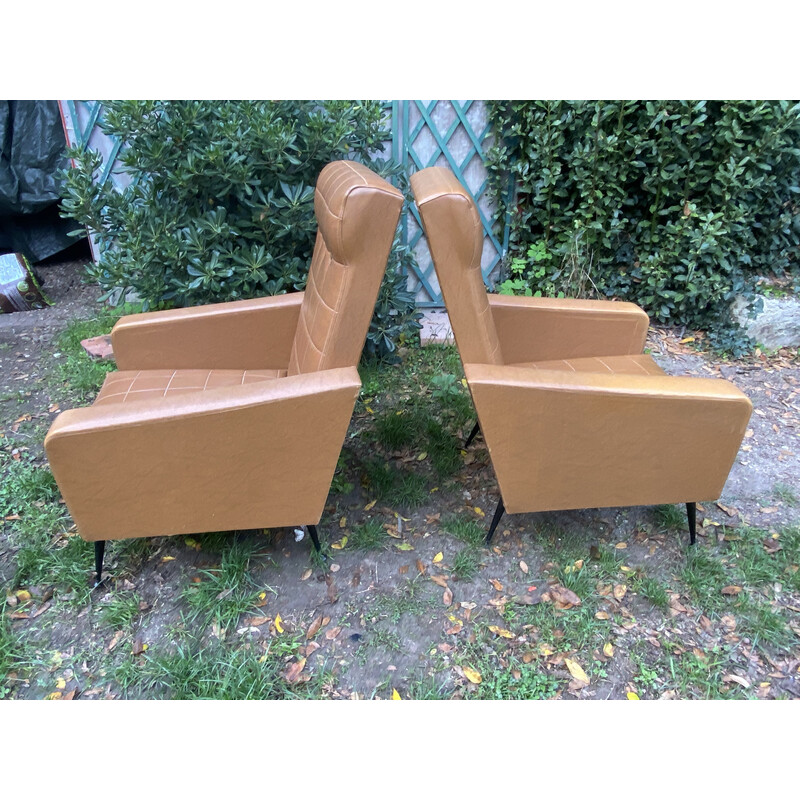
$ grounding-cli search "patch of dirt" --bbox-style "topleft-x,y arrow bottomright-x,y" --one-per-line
1,272 -> 798,700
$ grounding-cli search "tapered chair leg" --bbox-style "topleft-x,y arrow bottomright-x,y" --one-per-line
94,540 -> 106,586
307,525 -> 322,552
686,502 -> 697,546
486,498 -> 506,545
464,421 -> 481,448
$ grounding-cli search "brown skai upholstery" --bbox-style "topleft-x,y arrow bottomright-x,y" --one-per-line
45,161 -> 403,555
410,166 -> 752,536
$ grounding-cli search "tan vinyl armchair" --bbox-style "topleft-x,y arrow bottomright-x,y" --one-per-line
45,161 -> 404,582
410,166 -> 753,545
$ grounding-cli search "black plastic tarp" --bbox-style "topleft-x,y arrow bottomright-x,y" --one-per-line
0,100 -> 76,262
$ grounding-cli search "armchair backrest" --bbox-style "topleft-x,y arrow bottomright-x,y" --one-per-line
410,167 -> 502,366
287,160 -> 404,375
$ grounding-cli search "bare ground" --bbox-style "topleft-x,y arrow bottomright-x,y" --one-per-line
1,261 -> 798,700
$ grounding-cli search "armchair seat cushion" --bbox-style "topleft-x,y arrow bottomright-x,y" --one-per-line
93,368 -> 287,406
509,354 -> 665,376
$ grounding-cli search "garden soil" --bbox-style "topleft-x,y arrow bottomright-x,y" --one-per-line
1,259 -> 798,699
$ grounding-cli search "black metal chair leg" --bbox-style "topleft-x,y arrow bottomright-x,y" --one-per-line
307,525 -> 321,552
94,540 -> 106,586
464,421 -> 481,448
686,502 -> 697,546
485,498 -> 506,545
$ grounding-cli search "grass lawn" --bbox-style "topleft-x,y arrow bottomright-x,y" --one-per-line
1,311 -> 798,700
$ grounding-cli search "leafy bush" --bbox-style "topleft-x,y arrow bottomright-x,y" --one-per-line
60,100 -> 419,360
487,101 -> 800,344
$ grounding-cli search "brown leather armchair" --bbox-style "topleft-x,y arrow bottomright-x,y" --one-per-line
45,161 -> 404,582
410,166 -> 753,545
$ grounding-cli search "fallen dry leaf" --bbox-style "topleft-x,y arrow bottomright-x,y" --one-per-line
364,499 -> 377,511
564,657 -> 589,686
274,613 -> 284,633
339,516 -> 347,528
392,688 -> 402,700
331,536 -> 348,550
519,560 -> 529,574
488,626 -> 514,639
721,585 -> 742,596
283,657 -> 306,684
490,579 -> 504,592
548,584 -> 581,609
306,615 -> 324,640
627,692 -> 640,700
615,542 -> 628,550
462,666 -> 482,684
430,575 -> 449,588
416,559 -> 426,575
722,673 -> 751,688
716,502 -> 739,517
305,641 -> 321,656
325,626 -> 342,640
603,642 -> 615,658
595,611 -> 610,620
249,616 -> 270,626
433,552 -> 443,563
300,568 -> 312,581
613,584 -> 628,601
443,588 -> 453,606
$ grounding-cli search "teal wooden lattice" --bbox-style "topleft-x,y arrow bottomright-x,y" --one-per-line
393,100 -> 507,307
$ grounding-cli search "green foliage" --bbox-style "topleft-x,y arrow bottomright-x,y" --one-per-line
487,101 -> 800,342
51,308 -> 130,400
115,632 -> 320,699
100,592 -> 143,630
441,514 -> 485,547
0,607 -> 26,693
452,548 -> 481,581
348,518 -> 385,551
60,101 -> 420,361
181,540 -> 267,631
0,455 -> 59,517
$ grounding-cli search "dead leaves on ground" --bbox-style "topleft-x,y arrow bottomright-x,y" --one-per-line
283,657 -> 308,684
462,666 -> 482,684
564,657 -> 590,687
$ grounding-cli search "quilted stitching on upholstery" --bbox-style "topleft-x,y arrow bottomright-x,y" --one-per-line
94,368 -> 285,406
509,354 -> 665,376
287,160 -> 402,376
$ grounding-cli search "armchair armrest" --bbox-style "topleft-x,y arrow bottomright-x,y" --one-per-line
464,363 -> 752,514
111,293 -> 304,371
45,367 -> 360,540
488,294 -> 650,363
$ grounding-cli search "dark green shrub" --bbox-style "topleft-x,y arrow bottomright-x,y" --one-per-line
487,101 -> 800,348
60,100 -> 419,360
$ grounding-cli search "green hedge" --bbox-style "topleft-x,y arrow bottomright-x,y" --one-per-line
487,101 -> 800,348
59,101 -> 420,361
